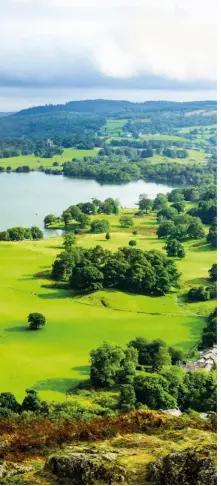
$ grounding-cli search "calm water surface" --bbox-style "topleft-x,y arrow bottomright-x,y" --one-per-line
0,172 -> 173,236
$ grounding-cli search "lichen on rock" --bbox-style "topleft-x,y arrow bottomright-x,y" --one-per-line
45,450 -> 127,484
146,450 -> 217,485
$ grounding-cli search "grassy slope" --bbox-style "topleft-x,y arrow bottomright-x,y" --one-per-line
0,147 -> 99,170
0,211 -> 216,402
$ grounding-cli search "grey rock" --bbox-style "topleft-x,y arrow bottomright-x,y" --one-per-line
146,450 -> 217,485
45,451 -> 127,484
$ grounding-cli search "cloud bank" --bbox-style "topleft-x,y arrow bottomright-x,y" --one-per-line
0,0 -> 217,90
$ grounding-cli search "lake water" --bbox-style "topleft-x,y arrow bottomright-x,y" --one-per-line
0,172 -> 173,236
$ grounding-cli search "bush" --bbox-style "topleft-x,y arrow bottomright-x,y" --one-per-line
188,286 -> 210,302
119,215 -> 134,227
91,219 -> 110,233
28,312 -> 46,330
129,240 -> 137,247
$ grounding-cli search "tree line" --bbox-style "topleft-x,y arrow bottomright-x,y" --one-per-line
0,226 -> 43,241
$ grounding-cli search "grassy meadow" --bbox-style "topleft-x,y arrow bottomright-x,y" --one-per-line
0,147 -> 99,170
0,210 -> 216,402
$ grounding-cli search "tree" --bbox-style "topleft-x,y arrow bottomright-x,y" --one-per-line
7,227 -> 25,241
62,210 -> 72,226
44,214 -> 57,227
118,384 -> 136,411
28,312 -> 46,330
207,224 -> 217,248
30,226 -> 43,240
90,342 -> 125,388
22,389 -> 41,412
70,264 -> 104,293
63,232 -> 76,250
187,221 -> 205,239
101,198 -> 119,215
128,338 -> 171,371
105,232 -> 111,240
132,230 -> 138,235
119,215 -> 134,227
129,240 -> 137,247
171,201 -> 185,213
209,263 -> 217,282
200,308 -> 217,349
168,347 -> 184,365
138,194 -> 153,213
134,373 -> 177,410
141,147 -> 154,158
0,392 -> 20,413
181,371 -> 217,412
91,219 -> 110,234
157,220 -> 176,239
164,239 -> 185,258
0,230 -> 9,241
168,189 -> 185,203
157,206 -> 178,222
153,194 -> 168,211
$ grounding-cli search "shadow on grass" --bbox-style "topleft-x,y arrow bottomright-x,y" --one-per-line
17,274 -> 35,281
72,366 -> 90,376
38,288 -> 72,299
189,242 -> 216,252
34,377 -> 79,393
4,326 -> 28,333
186,277 -> 209,286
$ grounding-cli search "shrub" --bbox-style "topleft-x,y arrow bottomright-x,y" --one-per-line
129,240 -> 137,247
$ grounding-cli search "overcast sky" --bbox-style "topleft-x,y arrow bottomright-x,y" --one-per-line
0,0 -> 217,110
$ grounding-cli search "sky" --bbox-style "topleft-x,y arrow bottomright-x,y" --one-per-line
0,0 -> 217,110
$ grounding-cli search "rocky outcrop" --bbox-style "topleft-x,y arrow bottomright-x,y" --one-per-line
146,451 -> 217,485
45,449 -> 127,484
0,460 -> 33,481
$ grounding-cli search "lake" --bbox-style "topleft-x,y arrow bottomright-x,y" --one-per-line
0,172 -> 173,236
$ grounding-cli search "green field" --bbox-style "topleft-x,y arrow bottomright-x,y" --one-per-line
100,119 -> 128,136
0,210 -> 216,402
147,148 -> 208,165
141,134 -> 188,142
0,147 -> 99,170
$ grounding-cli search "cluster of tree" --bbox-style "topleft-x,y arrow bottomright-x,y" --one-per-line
0,138 -> 64,159
188,285 -> 216,303
0,111 -> 106,140
157,215 -> 205,241
89,339 -> 216,413
199,308 -> 217,350
61,154 -> 217,186
0,389 -> 48,418
188,262 -> 217,302
162,148 -> 188,159
109,138 -> 187,150
52,245 -> 180,296
0,226 -> 43,241
207,220 -> 217,248
44,199 -> 119,231
167,184 -> 216,203
0,165 -> 32,173
164,239 -> 185,258
188,200 -> 217,225
77,198 -> 120,215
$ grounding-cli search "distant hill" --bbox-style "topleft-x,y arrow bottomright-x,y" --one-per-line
0,99 -> 216,140
0,112 -> 15,117
16,99 -> 217,117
